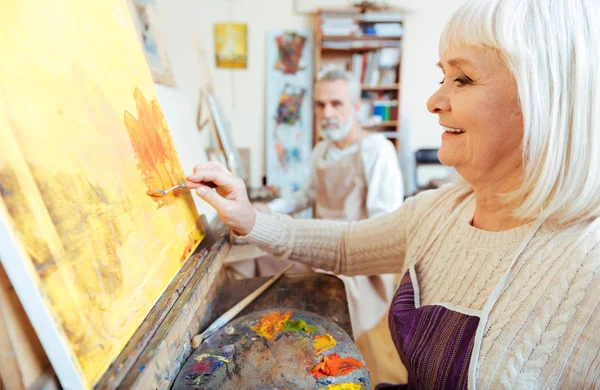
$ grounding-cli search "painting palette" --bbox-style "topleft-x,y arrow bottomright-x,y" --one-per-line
173,308 -> 371,389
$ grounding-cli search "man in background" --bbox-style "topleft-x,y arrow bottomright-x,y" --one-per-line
253,69 -> 404,342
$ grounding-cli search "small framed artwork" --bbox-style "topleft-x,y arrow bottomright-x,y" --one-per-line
214,23 -> 248,69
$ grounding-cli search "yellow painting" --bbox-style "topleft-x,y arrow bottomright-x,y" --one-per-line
214,23 -> 248,69
0,0 -> 204,387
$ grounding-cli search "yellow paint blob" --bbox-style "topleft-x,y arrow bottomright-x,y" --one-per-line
314,334 -> 337,354
327,383 -> 362,390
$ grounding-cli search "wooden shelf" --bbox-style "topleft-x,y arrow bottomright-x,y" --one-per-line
315,8 -> 403,152
364,121 -> 398,129
321,35 -> 402,41
361,84 -> 399,91
321,46 -> 397,53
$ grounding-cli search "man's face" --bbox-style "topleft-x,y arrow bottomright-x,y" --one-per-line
314,80 -> 355,140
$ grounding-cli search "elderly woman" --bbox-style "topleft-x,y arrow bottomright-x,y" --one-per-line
187,0 -> 599,388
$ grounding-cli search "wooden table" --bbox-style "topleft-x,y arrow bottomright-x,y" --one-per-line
206,272 -> 352,337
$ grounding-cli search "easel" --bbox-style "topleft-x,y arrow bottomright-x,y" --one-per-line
0,216 -> 350,389
0,216 -> 230,389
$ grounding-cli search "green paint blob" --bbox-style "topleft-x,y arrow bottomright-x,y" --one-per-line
282,319 -> 317,333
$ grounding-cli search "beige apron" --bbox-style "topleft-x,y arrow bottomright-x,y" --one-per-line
315,140 -> 397,339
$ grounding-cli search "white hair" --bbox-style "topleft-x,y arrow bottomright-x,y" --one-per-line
318,69 -> 361,103
440,0 -> 600,225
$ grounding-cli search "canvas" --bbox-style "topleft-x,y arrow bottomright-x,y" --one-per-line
0,1 -> 204,387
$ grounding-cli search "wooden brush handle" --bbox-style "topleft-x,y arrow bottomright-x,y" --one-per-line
191,263 -> 294,349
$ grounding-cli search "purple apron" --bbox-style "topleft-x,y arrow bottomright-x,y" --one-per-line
387,268 -> 479,389
378,196 -> 546,390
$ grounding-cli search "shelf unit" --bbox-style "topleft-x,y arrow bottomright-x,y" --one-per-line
314,7 -> 403,151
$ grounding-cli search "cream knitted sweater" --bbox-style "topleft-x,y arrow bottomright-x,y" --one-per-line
242,184 -> 600,388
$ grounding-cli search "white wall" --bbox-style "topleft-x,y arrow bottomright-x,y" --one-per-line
154,0 -> 468,204
156,0 -> 313,191
396,0 -> 466,150
154,85 -> 217,220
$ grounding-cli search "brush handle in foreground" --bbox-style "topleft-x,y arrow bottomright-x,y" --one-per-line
191,263 -> 294,349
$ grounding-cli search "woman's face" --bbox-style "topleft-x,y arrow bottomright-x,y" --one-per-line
427,47 -> 524,185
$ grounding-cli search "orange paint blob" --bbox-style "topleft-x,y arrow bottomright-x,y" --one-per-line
311,353 -> 364,378
251,310 -> 293,339
314,334 -> 337,354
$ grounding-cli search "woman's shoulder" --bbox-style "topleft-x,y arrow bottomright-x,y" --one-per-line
397,182 -> 472,230
405,182 -> 472,213
560,217 -> 600,261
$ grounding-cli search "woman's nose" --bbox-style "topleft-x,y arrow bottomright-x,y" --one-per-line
427,86 -> 451,114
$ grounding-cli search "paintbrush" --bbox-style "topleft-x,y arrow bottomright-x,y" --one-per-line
191,263 -> 294,349
146,181 -> 217,197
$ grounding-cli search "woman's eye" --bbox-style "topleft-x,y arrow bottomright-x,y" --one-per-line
439,78 -> 445,85
454,77 -> 472,86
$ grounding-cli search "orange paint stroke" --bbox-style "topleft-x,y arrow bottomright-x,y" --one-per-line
314,334 -> 337,354
124,88 -> 184,208
251,310 -> 292,339
311,353 -> 364,378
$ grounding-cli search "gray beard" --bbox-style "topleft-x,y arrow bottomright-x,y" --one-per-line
320,114 -> 354,141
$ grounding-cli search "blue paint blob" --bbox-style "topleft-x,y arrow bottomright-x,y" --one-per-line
139,365 -> 145,372
318,377 -> 335,385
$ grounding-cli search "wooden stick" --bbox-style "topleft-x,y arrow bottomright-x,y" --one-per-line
191,263 -> 294,349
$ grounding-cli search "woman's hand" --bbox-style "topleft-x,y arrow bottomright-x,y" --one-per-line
186,161 -> 256,236
252,202 -> 272,214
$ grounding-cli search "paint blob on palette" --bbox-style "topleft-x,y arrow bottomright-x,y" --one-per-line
173,309 -> 371,389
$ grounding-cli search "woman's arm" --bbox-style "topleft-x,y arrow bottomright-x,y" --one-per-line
238,203 -> 412,276
186,161 -> 455,276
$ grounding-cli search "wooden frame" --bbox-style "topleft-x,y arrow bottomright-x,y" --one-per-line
0,265 -> 54,390
0,205 -> 86,388
97,218 -> 231,389
0,216 -> 232,390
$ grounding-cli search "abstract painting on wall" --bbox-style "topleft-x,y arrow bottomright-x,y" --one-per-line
274,33 -> 307,74
214,23 -> 248,69
0,1 -> 204,387
265,30 -> 313,211
128,0 -> 175,86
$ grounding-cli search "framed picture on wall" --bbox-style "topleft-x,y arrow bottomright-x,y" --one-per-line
127,0 -> 175,86
214,23 -> 248,69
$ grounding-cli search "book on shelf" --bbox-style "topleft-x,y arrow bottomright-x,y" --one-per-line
319,8 -> 404,39
363,23 -> 404,37
320,8 -> 361,35
352,47 -> 400,86
321,39 -> 401,49
319,48 -> 400,87
358,11 -> 403,23
359,96 -> 398,126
